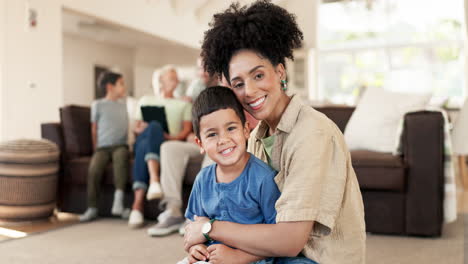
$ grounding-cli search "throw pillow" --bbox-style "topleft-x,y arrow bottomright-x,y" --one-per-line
344,88 -> 431,153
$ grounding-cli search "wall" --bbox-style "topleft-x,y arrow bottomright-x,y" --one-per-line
0,0 -> 315,140
133,45 -> 199,98
63,33 -> 134,106
2,0 -> 62,141
0,0 -> 5,140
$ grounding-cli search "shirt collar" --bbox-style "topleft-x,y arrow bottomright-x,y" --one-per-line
254,94 -> 302,139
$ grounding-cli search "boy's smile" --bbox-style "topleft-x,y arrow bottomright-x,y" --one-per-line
196,108 -> 250,173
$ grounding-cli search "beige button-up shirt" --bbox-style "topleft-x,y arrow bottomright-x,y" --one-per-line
248,95 -> 366,264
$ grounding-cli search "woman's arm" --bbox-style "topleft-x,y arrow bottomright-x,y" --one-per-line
165,121 -> 192,141
185,217 -> 314,257
133,120 -> 148,136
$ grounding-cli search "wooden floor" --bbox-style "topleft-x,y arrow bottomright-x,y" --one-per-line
0,212 -> 78,242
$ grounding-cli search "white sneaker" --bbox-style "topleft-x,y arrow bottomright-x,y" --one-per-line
111,190 -> 125,216
147,215 -> 185,237
121,208 -> 131,219
79,207 -> 98,222
111,201 -> 124,216
146,182 -> 163,200
128,210 -> 144,229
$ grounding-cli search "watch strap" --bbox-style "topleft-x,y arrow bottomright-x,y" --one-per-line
203,218 -> 217,241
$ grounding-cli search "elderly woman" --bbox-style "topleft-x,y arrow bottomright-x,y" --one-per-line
128,65 -> 192,229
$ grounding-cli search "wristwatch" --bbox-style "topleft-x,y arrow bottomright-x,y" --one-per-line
202,218 -> 217,241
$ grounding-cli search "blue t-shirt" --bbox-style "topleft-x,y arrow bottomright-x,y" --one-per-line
185,154 -> 280,227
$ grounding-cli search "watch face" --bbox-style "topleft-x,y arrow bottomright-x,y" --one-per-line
202,222 -> 211,233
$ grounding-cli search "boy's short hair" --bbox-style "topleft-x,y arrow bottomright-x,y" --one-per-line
192,86 -> 246,139
97,71 -> 122,95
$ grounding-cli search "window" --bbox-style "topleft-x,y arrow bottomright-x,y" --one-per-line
318,0 -> 465,106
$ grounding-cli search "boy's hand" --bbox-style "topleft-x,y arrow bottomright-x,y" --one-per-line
206,244 -> 250,264
184,216 -> 209,252
188,244 -> 209,263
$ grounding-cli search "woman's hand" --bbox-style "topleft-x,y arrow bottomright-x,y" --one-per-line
188,244 -> 210,263
185,133 -> 197,145
133,120 -> 148,135
184,216 -> 210,252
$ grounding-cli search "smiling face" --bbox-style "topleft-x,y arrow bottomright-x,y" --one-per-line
196,108 -> 250,170
228,49 -> 289,127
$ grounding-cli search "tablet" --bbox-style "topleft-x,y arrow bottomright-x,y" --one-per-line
141,106 -> 169,134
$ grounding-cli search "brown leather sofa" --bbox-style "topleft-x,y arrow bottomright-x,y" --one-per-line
41,105 -> 202,220
42,105 -> 444,236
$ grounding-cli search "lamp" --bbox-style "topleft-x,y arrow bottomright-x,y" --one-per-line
452,98 -> 468,188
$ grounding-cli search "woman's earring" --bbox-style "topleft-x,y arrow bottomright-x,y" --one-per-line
281,80 -> 288,91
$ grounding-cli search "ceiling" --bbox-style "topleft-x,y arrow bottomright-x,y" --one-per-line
62,9 -> 190,50
62,0 -> 315,50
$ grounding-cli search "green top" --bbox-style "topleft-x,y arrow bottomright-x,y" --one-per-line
135,95 -> 192,136
261,135 -> 276,167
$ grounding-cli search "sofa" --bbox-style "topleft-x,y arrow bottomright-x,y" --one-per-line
316,106 -> 444,237
41,105 -> 202,220
41,104 -> 444,236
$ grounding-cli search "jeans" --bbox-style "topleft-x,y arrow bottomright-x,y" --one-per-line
132,121 -> 164,191
274,257 -> 318,264
254,257 -> 318,264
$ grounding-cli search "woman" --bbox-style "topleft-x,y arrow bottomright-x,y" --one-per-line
128,65 -> 192,229
184,1 -> 366,263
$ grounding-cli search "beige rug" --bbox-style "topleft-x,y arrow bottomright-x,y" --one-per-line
0,216 -> 463,264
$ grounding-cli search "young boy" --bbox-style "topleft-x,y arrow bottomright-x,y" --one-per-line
80,71 -> 130,222
180,86 -> 280,264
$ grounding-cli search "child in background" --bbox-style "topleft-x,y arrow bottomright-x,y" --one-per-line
80,71 -> 129,222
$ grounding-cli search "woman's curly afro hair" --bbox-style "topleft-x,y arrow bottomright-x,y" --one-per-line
201,0 -> 303,83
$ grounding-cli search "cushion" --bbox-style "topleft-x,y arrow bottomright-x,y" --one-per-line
344,88 -> 430,153
314,106 -> 355,133
351,150 -> 406,192
60,105 -> 93,157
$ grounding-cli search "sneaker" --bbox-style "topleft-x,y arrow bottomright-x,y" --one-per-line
111,190 -> 125,216
128,210 -> 144,229
178,219 -> 190,236
121,208 -> 131,219
79,207 -> 98,222
146,182 -> 163,200
147,215 -> 185,237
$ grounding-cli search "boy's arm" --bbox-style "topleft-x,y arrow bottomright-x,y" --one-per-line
91,122 -> 97,151
206,244 -> 265,264
188,244 -> 209,263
